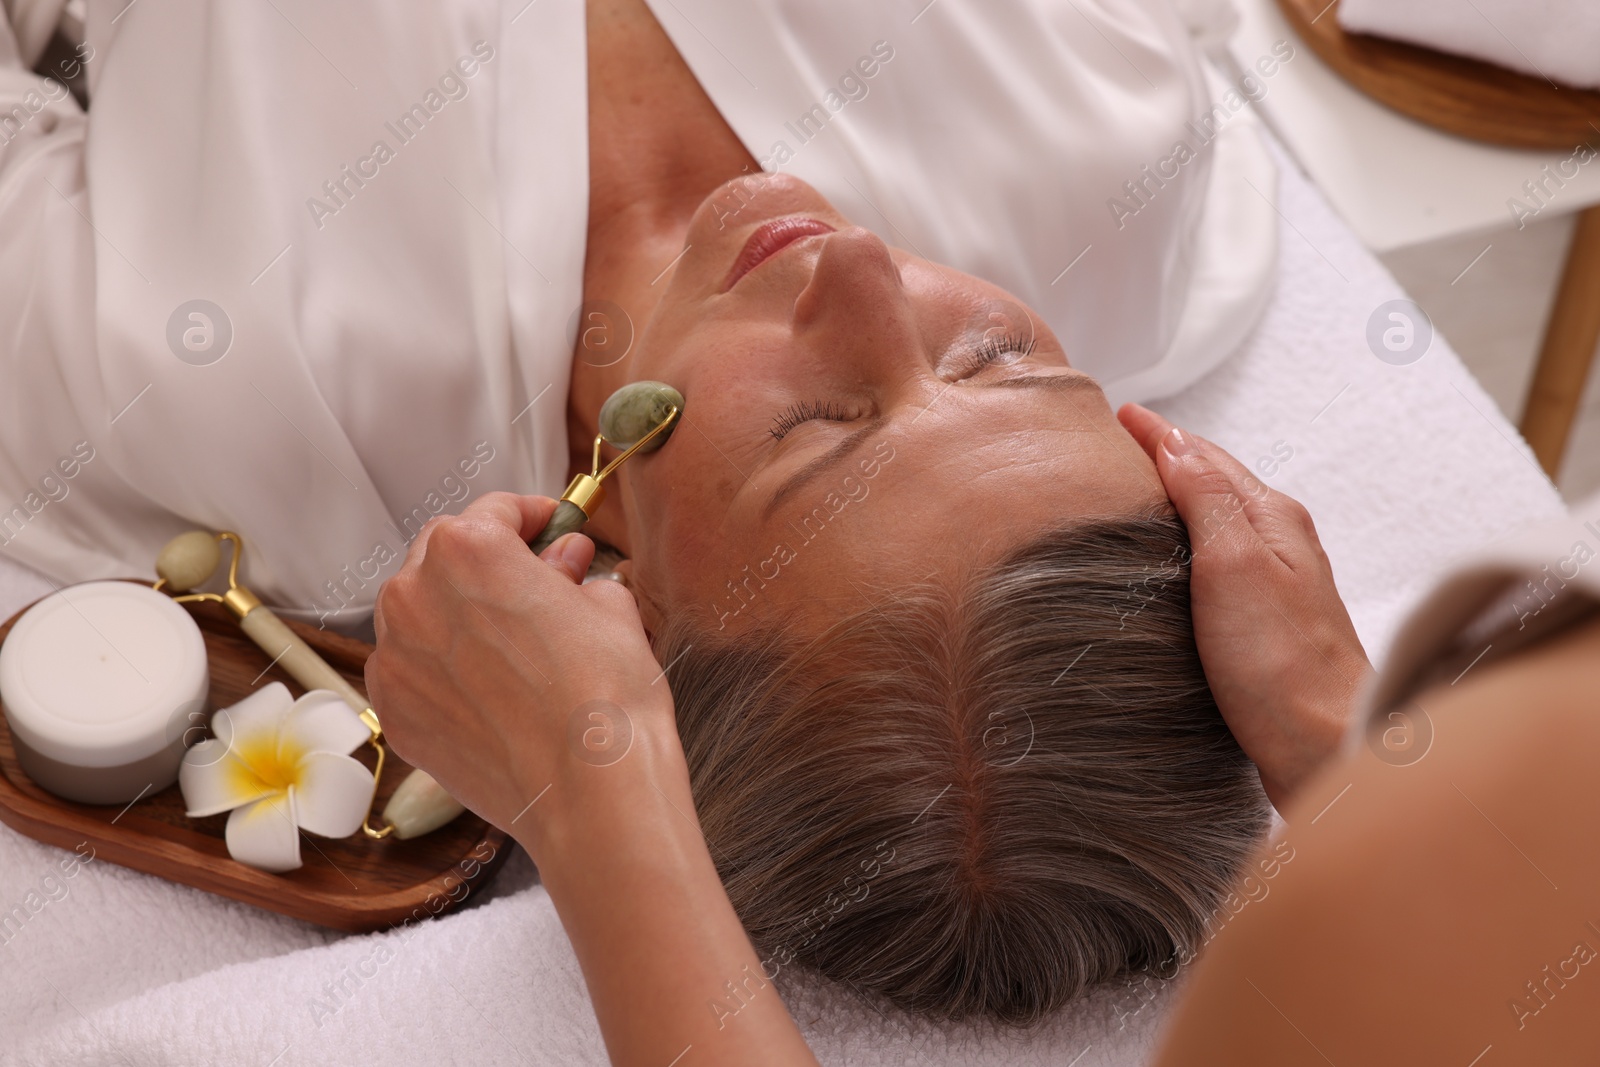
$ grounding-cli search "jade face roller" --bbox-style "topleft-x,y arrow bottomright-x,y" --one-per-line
529,380 -> 683,553
381,381 -> 686,839
154,529 -> 395,838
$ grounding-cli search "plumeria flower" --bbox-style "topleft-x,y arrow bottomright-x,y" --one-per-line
179,682 -> 376,872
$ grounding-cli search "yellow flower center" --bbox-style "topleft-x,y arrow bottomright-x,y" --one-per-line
227,732 -> 307,796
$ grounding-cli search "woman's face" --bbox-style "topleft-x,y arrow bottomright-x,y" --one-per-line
614,172 -> 1165,635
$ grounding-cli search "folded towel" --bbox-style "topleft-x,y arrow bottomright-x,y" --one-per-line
1338,0 -> 1600,91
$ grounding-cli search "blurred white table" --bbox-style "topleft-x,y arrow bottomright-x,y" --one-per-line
1227,0 -> 1600,477
1227,0 -> 1600,253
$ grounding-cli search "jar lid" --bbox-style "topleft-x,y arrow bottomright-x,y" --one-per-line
0,581 -> 209,768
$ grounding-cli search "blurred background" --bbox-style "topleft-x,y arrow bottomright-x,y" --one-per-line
1224,0 -> 1600,504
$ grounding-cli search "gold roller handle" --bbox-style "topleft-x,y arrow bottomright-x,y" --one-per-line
234,593 -> 368,712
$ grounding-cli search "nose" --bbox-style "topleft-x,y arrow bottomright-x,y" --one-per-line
791,227 -> 930,394
792,226 -> 904,329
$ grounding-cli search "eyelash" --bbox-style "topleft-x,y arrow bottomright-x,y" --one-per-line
765,331 -> 1038,440
971,330 -> 1037,368
768,400 -> 852,440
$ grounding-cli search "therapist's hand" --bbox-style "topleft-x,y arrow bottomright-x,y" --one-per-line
364,491 -> 679,851
365,493 -> 821,1067
1118,404 -> 1371,811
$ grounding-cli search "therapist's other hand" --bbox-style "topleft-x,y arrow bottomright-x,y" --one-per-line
1118,404 -> 1371,811
364,492 -> 678,853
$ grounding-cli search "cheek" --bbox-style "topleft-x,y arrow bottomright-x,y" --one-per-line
626,445 -> 744,604
630,517 -> 731,630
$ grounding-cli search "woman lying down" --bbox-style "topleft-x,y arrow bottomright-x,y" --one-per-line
359,0 -> 1352,1053
0,0 -> 1361,1056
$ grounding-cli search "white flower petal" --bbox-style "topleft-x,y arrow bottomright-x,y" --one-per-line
179,739 -> 278,817
224,791 -> 302,872
293,751 -> 376,838
212,680 -> 294,752
280,689 -> 372,759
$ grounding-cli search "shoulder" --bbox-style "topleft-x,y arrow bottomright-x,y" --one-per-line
1352,490 -> 1600,753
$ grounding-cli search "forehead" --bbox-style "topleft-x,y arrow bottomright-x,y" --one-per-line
694,386 -> 1164,631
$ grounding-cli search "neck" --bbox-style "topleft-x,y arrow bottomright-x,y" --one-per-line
564,217 -> 693,559
571,0 -> 764,556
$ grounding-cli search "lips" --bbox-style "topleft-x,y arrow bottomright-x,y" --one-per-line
724,216 -> 836,290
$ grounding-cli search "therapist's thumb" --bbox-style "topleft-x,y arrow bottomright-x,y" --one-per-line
538,533 -> 595,585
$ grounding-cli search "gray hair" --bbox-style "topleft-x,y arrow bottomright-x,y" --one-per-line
657,511 -> 1270,1024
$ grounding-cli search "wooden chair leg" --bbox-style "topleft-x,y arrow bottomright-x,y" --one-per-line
1521,203 -> 1600,480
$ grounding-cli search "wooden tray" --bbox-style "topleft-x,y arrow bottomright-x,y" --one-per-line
0,585 -> 510,932
1279,0 -> 1600,150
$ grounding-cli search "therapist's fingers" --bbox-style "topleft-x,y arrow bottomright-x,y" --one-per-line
424,492 -> 562,554
1119,403 -> 1271,511
1118,403 -> 1315,569
538,532 -> 595,586
395,492 -> 561,576
375,492 -> 564,642
1119,403 -> 1272,552
1117,401 -> 1177,461
460,491 -> 563,544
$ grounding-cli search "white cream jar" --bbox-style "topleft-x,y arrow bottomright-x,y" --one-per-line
0,581 -> 208,805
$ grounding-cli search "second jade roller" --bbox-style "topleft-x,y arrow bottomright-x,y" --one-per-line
381,381 -> 684,839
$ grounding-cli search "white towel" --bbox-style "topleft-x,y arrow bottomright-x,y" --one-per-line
1338,0 -> 1600,92
0,135 -> 1566,1067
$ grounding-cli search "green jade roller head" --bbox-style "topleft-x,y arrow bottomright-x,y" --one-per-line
529,381 -> 683,554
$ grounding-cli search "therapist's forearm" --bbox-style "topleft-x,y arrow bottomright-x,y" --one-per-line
517,722 -> 821,1067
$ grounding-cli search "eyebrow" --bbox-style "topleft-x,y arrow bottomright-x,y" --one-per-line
760,373 -> 1099,520
989,372 -> 1101,393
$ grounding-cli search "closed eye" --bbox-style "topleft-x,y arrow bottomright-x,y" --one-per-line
960,331 -> 1036,377
765,331 -> 1040,440
768,399 -> 853,440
